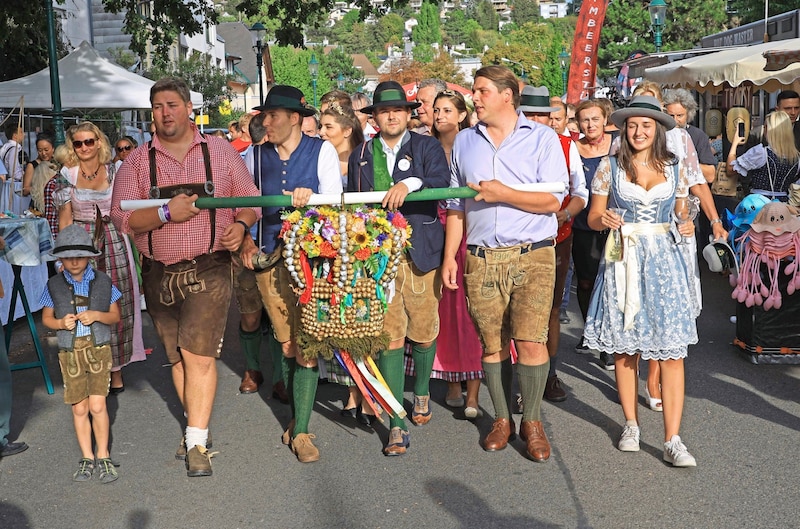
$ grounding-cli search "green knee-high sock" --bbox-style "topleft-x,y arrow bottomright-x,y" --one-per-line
268,334 -> 283,385
292,364 -> 319,435
412,340 -> 436,396
379,347 -> 407,430
282,356 -> 296,417
483,358 -> 513,419
518,361 -> 550,422
239,327 -> 262,371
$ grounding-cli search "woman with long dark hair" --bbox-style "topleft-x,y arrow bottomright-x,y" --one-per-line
584,96 -> 699,467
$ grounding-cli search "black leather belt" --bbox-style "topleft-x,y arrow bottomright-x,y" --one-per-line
467,239 -> 555,258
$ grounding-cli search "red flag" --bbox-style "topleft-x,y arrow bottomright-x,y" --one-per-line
567,0 -> 610,103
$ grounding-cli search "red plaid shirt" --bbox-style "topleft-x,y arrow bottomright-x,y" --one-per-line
111,124 -> 260,265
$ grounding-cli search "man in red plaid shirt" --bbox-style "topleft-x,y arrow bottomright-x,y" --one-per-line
111,78 -> 260,477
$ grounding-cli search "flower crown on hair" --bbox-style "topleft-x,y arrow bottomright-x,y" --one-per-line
328,102 -> 348,116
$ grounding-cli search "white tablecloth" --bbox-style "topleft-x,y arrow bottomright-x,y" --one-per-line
0,180 -> 31,216
0,217 -> 54,325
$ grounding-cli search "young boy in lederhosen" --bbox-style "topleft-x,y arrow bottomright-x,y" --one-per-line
41,224 -> 122,483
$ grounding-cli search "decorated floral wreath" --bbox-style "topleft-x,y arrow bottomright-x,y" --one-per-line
280,205 -> 412,360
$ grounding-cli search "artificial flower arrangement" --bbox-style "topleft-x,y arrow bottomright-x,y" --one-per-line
280,204 -> 412,360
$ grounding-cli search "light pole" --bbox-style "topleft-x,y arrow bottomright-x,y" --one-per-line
500,57 -> 527,83
45,0 -> 65,145
250,22 -> 266,109
558,47 -> 569,97
337,72 -> 345,90
648,0 -> 668,53
308,53 -> 319,107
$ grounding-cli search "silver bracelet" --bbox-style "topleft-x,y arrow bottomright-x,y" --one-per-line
710,218 -> 722,225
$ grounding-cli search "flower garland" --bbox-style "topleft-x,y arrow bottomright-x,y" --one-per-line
279,205 -> 412,359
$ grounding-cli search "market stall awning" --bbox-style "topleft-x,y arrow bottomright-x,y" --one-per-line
645,38 -> 800,93
764,49 -> 800,72
0,41 -> 203,111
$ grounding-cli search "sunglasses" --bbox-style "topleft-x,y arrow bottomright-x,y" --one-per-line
72,138 -> 97,149
116,144 -> 133,151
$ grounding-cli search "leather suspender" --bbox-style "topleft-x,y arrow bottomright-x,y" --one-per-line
146,141 -> 215,259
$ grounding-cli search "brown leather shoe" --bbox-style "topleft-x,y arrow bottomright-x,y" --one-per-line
483,418 -> 516,451
272,380 -> 289,404
239,370 -> 264,394
520,420 -> 551,462
290,433 -> 320,463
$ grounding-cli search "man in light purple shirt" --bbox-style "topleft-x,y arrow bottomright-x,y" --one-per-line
443,66 -> 568,462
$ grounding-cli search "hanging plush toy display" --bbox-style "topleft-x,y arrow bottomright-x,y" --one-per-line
280,205 -> 412,359
726,193 -> 771,255
732,202 -> 800,310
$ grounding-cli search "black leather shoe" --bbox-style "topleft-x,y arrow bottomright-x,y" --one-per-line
340,407 -> 357,418
1,441 -> 29,457
356,407 -> 376,426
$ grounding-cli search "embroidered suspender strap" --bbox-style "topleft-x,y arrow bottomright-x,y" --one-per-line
146,141 -> 216,259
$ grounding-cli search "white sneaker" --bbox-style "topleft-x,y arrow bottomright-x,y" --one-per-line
663,435 -> 697,467
617,424 -> 640,452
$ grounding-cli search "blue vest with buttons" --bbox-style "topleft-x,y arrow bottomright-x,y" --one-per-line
258,134 -> 323,253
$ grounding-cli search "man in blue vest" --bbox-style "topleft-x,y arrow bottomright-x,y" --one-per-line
350,80 -> 450,455
240,85 -> 342,463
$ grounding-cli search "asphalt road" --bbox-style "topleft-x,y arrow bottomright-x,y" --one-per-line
1,271 -> 799,529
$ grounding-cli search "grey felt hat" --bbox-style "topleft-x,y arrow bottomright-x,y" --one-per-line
610,95 -> 676,130
518,86 -> 559,113
50,224 -> 101,258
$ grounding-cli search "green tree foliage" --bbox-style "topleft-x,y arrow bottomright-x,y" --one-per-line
599,0 -> 727,77
468,0 -> 501,31
419,52 -> 468,86
412,2 -> 442,46
107,47 -> 138,70
375,14 -> 406,49
414,43 -> 437,63
541,33 -> 566,97
147,54 -> 236,121
322,47 -> 365,93
510,0 -> 541,26
729,0 -> 797,25
103,0 -> 215,69
484,22 -> 557,84
443,10 -> 471,47
0,0 -> 69,81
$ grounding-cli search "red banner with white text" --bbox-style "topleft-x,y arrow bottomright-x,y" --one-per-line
567,0 -> 609,104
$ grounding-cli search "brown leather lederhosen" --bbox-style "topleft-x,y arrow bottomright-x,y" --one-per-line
146,141 -> 215,260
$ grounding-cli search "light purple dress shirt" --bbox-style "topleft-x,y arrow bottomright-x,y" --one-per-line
448,113 -> 569,248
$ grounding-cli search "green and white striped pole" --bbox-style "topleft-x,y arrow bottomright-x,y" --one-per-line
120,183 -> 566,211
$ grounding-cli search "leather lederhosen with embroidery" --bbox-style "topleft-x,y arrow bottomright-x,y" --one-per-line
147,141 -> 215,260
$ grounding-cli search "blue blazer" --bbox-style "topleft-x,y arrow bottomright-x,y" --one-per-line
347,132 -> 449,273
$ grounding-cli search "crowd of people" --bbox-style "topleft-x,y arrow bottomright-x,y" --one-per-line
2,71 -> 799,483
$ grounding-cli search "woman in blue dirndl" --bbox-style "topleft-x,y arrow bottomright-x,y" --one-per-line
583,96 -> 699,467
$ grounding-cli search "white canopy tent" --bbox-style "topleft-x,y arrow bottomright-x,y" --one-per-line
645,38 -> 800,93
0,41 -> 203,111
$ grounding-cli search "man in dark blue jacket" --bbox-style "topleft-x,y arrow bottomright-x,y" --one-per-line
350,81 -> 450,455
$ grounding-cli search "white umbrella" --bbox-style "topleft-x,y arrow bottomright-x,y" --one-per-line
645,38 -> 800,93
